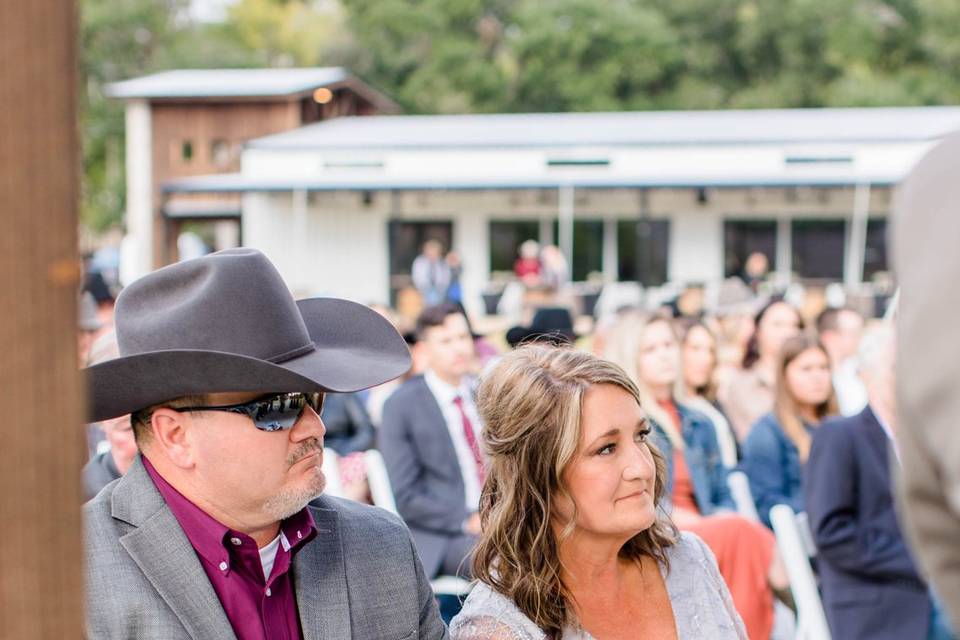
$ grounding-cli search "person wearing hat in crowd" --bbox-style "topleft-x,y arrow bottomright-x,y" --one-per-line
77,291 -> 103,364
83,248 -> 447,640
505,306 -> 579,348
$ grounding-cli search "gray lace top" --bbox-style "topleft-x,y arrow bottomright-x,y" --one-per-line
449,532 -> 747,639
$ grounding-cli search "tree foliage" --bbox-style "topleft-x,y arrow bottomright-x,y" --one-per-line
80,0 -> 960,231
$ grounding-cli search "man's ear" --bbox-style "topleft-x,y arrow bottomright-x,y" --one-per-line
149,408 -> 196,470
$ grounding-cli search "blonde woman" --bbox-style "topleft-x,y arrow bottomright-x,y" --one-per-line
451,345 -> 745,639
604,312 -> 786,640
741,334 -> 838,528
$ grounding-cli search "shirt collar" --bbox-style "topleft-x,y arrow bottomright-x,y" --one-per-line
142,455 -> 317,569
424,369 -> 468,405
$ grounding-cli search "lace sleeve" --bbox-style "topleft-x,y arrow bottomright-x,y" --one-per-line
690,533 -> 749,640
449,583 -> 546,640
449,614 -> 534,640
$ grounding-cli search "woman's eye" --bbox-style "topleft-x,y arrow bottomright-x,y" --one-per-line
597,443 -> 615,455
635,429 -> 650,443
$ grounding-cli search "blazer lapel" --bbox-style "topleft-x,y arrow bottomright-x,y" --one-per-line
114,460 -> 235,640
294,502 -> 351,640
417,377 -> 465,482
861,407 -> 893,474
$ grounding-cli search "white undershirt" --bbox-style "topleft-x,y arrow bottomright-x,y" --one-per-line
258,530 -> 290,581
873,409 -> 900,463
423,369 -> 483,509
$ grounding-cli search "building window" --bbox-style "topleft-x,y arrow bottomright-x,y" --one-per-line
181,140 -> 194,162
489,220 -> 541,274
618,219 -> 669,286
791,219 -> 845,280
863,218 -> 889,281
723,220 -> 776,279
211,139 -> 231,168
552,220 -> 604,282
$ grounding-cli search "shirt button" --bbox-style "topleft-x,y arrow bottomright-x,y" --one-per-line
218,561 -> 228,572
230,537 -> 242,546
266,588 -> 272,597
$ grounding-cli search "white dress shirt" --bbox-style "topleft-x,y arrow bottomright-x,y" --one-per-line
834,357 -> 868,416
423,370 -> 484,509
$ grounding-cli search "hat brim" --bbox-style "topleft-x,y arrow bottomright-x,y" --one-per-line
85,298 -> 411,422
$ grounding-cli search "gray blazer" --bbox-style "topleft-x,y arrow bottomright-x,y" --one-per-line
380,376 -> 471,577
893,129 -> 960,630
84,457 -> 448,640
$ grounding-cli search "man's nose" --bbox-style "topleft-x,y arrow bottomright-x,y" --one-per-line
292,404 -> 325,440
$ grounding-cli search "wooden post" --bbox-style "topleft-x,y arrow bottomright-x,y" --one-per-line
0,1 -> 85,637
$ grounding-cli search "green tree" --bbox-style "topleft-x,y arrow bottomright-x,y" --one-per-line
505,0 -> 682,112
80,0 -> 190,232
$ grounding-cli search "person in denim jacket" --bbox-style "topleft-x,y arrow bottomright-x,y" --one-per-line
741,334 -> 838,529
654,403 -> 734,515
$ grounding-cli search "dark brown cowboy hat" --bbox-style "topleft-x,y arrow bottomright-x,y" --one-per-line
84,248 -> 410,422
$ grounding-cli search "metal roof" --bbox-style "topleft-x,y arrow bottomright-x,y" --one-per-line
106,67 -> 351,99
162,170 -> 903,194
246,106 -> 960,150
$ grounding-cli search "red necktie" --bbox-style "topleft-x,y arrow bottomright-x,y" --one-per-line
453,396 -> 486,485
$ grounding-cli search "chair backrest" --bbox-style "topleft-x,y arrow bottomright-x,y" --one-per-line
361,449 -> 472,597
321,448 -> 344,498
728,471 -> 761,522
769,504 -> 832,640
364,449 -> 399,515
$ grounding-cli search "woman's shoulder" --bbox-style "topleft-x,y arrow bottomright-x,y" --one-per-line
664,533 -> 749,639
665,530 -> 714,571
744,413 -> 784,446
450,581 -> 547,640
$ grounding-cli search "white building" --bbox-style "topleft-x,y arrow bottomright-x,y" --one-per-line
160,106 -> 960,314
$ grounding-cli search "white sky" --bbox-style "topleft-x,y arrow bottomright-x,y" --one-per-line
189,0 -> 236,22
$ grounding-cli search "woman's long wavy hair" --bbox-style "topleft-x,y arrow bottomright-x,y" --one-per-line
473,345 -> 677,636
774,334 -> 838,462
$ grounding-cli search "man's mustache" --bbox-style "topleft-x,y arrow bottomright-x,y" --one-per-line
287,438 -> 323,467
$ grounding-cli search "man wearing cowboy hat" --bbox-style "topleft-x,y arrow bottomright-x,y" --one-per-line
83,248 -> 447,639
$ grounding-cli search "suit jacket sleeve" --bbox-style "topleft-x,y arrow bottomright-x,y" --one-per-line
411,533 -> 451,639
380,392 -> 471,534
340,394 -> 376,454
805,422 -> 919,581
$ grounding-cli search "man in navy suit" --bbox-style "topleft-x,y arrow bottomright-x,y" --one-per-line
805,325 -> 954,640
380,303 -> 484,580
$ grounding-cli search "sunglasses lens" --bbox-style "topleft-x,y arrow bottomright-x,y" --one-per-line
252,393 -> 307,431
249,393 -> 325,431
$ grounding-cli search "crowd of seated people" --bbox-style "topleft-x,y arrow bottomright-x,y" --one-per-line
79,266 -> 955,640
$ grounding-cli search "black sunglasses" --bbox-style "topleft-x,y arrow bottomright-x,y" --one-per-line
172,392 -> 325,432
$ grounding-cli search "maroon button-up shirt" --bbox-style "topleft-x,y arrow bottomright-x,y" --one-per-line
143,457 -> 318,640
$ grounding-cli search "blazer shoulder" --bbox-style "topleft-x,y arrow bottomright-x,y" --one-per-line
83,477 -> 122,527
811,415 -> 859,450
384,375 -> 429,407
310,495 -> 409,537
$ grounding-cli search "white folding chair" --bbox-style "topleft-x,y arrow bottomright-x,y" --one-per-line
363,449 -> 398,514
769,504 -> 832,640
727,470 -> 761,523
321,448 -> 345,498
362,449 -> 473,598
